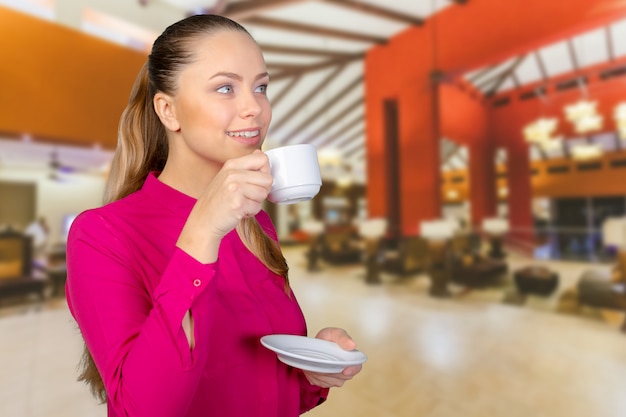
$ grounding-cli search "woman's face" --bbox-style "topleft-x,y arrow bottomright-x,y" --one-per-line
164,30 -> 271,170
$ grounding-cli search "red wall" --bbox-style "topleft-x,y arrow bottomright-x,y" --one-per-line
490,60 -> 626,148
365,0 -> 626,236
439,83 -> 496,225
365,27 -> 440,235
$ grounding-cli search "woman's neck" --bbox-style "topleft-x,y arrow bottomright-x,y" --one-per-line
158,158 -> 219,199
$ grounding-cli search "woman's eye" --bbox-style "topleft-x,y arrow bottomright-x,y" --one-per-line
217,85 -> 233,94
255,84 -> 268,94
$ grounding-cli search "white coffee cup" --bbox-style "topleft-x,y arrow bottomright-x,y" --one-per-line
265,144 -> 322,205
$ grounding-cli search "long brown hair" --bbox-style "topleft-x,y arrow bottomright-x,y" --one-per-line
79,14 -> 289,403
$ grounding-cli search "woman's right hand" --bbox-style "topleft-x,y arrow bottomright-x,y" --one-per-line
176,150 -> 273,263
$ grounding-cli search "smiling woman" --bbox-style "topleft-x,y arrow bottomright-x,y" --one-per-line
64,13 -> 362,417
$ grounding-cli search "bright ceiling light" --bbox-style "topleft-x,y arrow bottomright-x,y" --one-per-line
564,99 -> 603,134
539,137 -> 563,152
570,143 -> 603,160
523,117 -> 559,143
523,118 -> 563,151
572,114 -> 603,134
564,100 -> 598,122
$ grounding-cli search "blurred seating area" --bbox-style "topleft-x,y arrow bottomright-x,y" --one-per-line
288,211 -> 626,334
0,226 -> 67,307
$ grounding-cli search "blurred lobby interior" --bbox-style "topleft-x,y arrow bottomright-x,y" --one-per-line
2,1 -> 626,416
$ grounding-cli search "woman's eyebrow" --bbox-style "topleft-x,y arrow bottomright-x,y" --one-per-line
209,72 -> 270,81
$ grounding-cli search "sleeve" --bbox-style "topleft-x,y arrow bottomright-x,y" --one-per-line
298,371 -> 330,414
66,210 -> 217,417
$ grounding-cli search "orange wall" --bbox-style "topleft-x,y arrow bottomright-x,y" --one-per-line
443,151 -> 626,202
0,6 -> 147,148
531,152 -> 626,197
441,169 -> 469,203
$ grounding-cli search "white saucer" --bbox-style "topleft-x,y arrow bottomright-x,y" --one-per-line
260,334 -> 367,373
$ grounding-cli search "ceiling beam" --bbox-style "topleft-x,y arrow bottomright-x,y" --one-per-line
281,94 -> 363,145
223,0 -> 305,21
268,75 -> 301,108
276,74 -> 363,142
474,72 -> 501,93
266,60 -> 345,72
485,54 -> 527,97
332,123 -> 364,149
321,0 -> 424,25
567,38 -> 580,73
467,65 -> 497,85
269,52 -> 363,80
313,113 -> 364,148
245,16 -> 388,44
606,26 -> 615,62
271,63 -> 349,131
341,136 -> 365,158
259,43 -> 360,59
534,51 -> 549,80
511,71 -> 521,89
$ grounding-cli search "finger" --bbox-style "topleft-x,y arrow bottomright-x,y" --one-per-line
310,373 -> 350,388
336,335 -> 356,351
255,150 -> 271,174
314,328 -> 357,351
225,150 -> 270,173
222,168 -> 273,197
342,364 -> 362,377
315,327 -> 344,341
242,172 -> 273,197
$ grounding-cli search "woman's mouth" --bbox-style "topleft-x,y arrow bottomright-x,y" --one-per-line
226,129 -> 261,145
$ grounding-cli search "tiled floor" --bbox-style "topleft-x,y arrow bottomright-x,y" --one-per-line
1,246 -> 625,417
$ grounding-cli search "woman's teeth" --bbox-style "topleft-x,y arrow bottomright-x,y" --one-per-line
227,130 -> 259,138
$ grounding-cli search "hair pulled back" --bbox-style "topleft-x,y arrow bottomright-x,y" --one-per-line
81,14 -> 289,403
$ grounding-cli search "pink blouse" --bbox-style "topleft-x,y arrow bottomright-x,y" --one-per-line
66,172 -> 328,417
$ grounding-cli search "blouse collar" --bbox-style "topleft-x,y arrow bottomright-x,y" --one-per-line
141,171 -> 197,214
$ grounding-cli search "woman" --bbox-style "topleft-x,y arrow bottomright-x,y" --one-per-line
66,14 -> 361,417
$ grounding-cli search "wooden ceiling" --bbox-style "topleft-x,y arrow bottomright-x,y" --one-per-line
5,0 -> 626,178
3,0 -> 469,180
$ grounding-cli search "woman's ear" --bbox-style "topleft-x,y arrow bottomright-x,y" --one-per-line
153,92 -> 181,132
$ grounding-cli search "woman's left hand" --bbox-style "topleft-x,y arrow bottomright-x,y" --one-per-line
302,327 -> 363,388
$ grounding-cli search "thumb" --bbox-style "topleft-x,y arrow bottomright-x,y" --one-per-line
338,336 -> 357,351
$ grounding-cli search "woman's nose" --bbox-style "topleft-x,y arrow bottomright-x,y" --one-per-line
240,92 -> 263,118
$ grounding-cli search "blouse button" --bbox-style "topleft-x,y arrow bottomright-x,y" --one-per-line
193,279 -> 202,287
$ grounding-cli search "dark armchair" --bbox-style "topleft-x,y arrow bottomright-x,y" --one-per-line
0,231 -> 46,304
577,268 -> 626,332
448,233 -> 508,289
